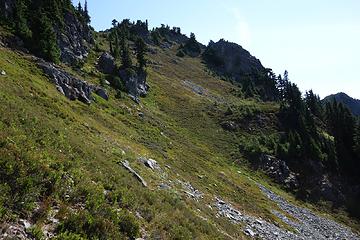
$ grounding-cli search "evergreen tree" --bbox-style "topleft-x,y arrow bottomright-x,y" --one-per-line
283,70 -> 289,82
280,81 -> 305,131
305,90 -> 323,119
135,37 -> 147,70
151,31 -> 161,45
183,32 -> 201,56
108,36 -> 114,55
120,36 -> 132,69
242,76 -> 256,98
108,20 -> 121,58
14,0 -> 32,41
113,34 -> 120,60
33,12 -> 60,63
84,0 -> 91,24
276,71 -> 289,101
354,121 -> 360,157
325,100 -> 357,175
77,1 -> 83,13
112,19 -> 118,28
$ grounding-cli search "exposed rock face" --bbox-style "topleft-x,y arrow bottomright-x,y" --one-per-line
258,154 -> 299,189
0,0 -> 15,19
56,10 -> 93,65
119,69 -> 149,103
317,175 -> 344,203
0,2 -> 93,65
203,39 -> 279,100
97,52 -> 116,74
204,39 -> 264,79
257,154 -> 346,204
37,60 -> 108,104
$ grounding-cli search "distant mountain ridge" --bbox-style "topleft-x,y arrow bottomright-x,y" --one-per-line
323,92 -> 360,116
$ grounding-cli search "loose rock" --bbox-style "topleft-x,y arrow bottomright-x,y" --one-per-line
178,180 -> 203,200
258,184 -> 360,240
121,160 -> 147,187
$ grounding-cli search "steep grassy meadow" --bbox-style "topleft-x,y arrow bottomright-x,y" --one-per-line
0,28 -> 359,239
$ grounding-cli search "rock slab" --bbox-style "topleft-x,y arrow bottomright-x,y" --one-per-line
38,60 -> 108,104
97,52 -> 116,74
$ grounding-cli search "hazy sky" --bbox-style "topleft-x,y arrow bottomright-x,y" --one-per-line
79,0 -> 360,99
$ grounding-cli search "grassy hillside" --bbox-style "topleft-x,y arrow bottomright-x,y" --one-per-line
0,28 -> 359,239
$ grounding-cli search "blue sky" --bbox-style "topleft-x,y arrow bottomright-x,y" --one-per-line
78,0 -> 360,99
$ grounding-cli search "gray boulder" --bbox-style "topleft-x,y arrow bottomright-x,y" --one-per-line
121,161 -> 147,188
119,69 -> 149,103
139,157 -> 160,170
97,52 -> 116,74
94,87 -> 109,101
37,60 -> 108,104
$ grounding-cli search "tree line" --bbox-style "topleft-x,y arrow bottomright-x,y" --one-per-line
276,71 -> 360,182
108,19 -> 147,71
2,0 -> 90,63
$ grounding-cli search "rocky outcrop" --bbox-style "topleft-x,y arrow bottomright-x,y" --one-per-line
257,154 -> 299,189
203,39 -> 264,79
37,60 -> 108,104
203,39 -> 278,100
56,10 -> 93,65
119,69 -> 149,103
97,52 -> 116,74
0,0 -> 15,19
0,1 -> 92,65
257,154 -> 347,204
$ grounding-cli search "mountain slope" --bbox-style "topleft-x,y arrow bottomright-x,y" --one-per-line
0,25 -> 359,239
1,2 -> 360,238
323,92 -> 360,116
0,30 -> 281,239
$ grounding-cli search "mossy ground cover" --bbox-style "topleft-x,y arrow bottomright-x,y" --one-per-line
0,32 -> 358,239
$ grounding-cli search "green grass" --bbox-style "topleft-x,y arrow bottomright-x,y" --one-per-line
0,32 -> 359,239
